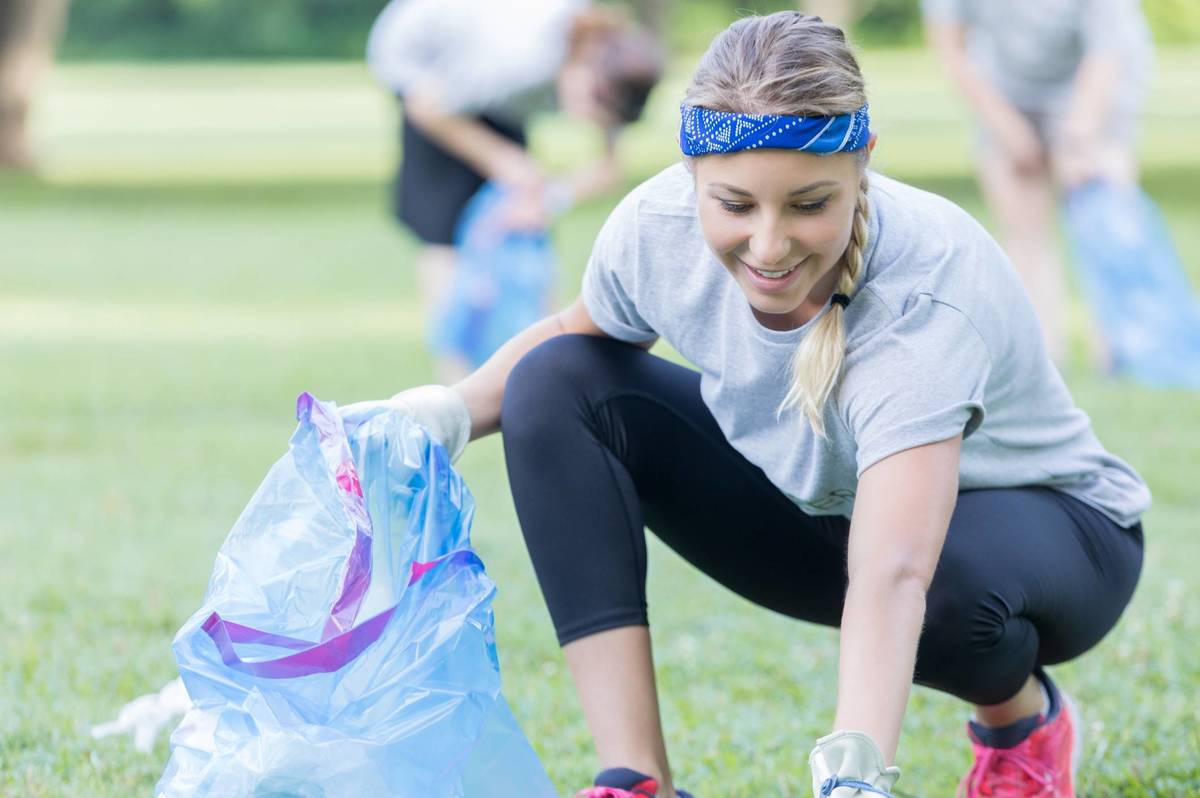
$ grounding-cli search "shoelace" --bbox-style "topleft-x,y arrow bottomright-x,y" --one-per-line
962,746 -> 1055,797
819,776 -> 894,797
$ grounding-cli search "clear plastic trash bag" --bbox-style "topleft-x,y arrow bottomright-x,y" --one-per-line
1063,179 -> 1200,389
429,182 -> 557,368
157,393 -> 555,798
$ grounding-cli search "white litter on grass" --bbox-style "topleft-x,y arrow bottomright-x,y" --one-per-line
91,677 -> 191,753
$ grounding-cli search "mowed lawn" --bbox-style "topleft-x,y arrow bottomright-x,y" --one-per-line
2,47 -> 1199,797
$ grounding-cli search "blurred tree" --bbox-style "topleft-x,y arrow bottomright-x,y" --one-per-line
1144,0 -> 1200,43
63,0 -> 383,59
0,0 -> 69,170
627,0 -> 672,35
800,0 -> 880,32
54,0 -> 1200,61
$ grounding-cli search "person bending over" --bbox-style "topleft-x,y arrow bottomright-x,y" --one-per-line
367,0 -> 661,381
923,0 -> 1154,366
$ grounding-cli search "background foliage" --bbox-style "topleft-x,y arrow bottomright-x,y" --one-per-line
60,0 -> 1200,60
6,0 -> 1199,794
3,43 -> 1199,795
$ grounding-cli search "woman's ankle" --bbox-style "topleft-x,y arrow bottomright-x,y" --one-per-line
972,674 -> 1045,727
593,764 -> 676,797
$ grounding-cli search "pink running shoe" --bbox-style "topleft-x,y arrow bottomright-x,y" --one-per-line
574,774 -> 657,798
574,767 -> 694,798
575,785 -> 657,798
958,681 -> 1083,797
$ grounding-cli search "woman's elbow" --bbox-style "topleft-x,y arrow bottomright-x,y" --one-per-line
851,554 -> 938,597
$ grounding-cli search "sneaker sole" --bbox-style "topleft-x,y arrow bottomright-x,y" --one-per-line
1063,691 -> 1084,794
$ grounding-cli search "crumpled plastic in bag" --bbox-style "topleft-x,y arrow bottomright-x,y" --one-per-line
92,677 -> 190,753
156,393 -> 555,797
429,182 -> 557,368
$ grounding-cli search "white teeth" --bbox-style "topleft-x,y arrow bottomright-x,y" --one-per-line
752,265 -> 795,279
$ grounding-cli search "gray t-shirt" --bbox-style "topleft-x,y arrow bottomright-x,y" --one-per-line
582,164 -> 1150,526
921,0 -> 1152,111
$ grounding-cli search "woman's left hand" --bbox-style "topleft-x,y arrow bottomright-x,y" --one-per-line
1053,117 -> 1104,188
809,730 -> 901,797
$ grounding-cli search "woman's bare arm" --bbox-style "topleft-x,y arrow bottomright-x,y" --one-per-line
404,91 -> 541,188
925,21 -> 1044,171
834,434 -> 962,761
452,297 -> 655,439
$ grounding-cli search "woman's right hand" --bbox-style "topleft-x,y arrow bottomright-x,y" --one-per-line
809,731 -> 900,797
341,385 -> 472,463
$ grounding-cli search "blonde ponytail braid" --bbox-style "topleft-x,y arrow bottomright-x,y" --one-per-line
684,12 -> 872,434
780,173 -> 870,436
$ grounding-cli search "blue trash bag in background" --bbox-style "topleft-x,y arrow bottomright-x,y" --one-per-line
157,393 -> 555,798
1063,180 -> 1200,389
429,183 -> 556,368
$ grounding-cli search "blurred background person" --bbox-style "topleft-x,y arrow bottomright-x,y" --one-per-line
923,0 -> 1155,367
367,0 -> 662,382
0,0 -> 69,170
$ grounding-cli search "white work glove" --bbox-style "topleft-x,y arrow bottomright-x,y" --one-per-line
810,731 -> 901,797
341,385 -> 472,463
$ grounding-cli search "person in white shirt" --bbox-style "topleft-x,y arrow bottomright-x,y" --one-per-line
367,0 -> 661,381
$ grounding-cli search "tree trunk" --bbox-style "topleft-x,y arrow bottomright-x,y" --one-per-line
0,0 -> 69,170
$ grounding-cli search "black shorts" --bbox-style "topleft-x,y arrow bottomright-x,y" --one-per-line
392,104 -> 527,246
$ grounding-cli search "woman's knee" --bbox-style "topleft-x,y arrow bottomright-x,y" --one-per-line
505,334 -> 600,407
501,334 -> 629,440
915,574 -> 1036,705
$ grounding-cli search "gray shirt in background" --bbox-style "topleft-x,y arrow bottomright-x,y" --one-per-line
582,164 -> 1151,526
921,0 -> 1153,111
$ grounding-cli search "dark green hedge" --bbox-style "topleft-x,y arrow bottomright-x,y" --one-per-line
60,0 -> 1198,61
62,0 -> 383,59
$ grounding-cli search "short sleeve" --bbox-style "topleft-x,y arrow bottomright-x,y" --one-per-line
840,296 -> 991,475
581,193 -> 658,344
921,0 -> 967,24
366,0 -> 447,95
1081,0 -> 1146,54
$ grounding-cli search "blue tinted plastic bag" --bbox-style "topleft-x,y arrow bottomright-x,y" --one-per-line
158,393 -> 555,798
1063,180 -> 1200,389
430,183 -> 556,368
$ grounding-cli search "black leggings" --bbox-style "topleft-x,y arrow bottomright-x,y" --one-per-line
500,336 -> 1144,705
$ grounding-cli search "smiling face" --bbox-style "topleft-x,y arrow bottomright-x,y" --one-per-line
693,148 -> 865,331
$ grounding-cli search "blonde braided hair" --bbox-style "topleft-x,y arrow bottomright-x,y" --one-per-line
780,173 -> 869,435
684,12 -> 871,435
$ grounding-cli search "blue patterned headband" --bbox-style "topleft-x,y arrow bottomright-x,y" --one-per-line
679,103 -> 871,156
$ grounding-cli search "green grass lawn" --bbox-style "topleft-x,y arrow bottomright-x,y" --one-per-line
2,47 -> 1199,797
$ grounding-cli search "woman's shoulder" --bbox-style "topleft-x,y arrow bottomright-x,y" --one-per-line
595,163 -> 703,248
626,162 -> 699,218
860,173 -> 1029,349
865,173 -> 1012,304
868,173 -> 987,242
